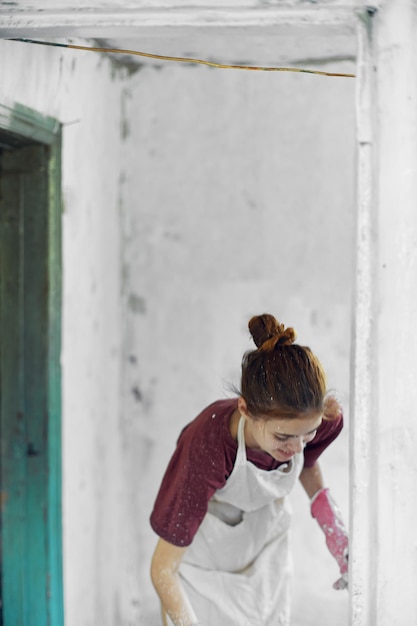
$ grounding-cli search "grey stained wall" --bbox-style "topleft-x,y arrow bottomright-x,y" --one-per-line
121,60 -> 355,625
0,35 -> 354,625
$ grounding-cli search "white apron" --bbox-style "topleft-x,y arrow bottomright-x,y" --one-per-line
178,416 -> 304,626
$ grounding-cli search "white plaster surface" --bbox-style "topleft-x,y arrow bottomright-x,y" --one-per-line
0,37 -> 141,626
0,0 -> 361,39
120,57 -> 354,626
351,2 -> 417,624
0,0 -> 363,11
0,31 -> 354,626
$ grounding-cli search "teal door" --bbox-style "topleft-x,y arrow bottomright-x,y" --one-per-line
0,109 -> 63,626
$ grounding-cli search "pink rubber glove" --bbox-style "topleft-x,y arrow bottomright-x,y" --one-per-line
311,487 -> 349,590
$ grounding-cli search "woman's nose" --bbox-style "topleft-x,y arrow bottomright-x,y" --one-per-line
286,436 -> 304,453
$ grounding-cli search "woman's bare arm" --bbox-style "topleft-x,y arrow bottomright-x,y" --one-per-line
298,461 -> 324,499
151,538 -> 200,626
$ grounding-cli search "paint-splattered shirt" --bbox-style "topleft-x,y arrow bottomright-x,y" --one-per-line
150,398 -> 343,547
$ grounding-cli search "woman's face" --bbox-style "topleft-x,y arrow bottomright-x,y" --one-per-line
238,398 -> 322,463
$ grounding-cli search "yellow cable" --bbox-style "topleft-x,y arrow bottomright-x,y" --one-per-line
10,38 -> 355,78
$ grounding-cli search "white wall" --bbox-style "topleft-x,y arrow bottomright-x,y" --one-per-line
0,33 -> 354,625
121,60 -> 355,624
351,3 -> 417,624
0,38 -> 142,625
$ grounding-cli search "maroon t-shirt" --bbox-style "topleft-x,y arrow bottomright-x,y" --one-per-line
150,398 -> 343,547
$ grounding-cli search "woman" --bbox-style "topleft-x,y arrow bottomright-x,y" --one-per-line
150,314 -> 348,626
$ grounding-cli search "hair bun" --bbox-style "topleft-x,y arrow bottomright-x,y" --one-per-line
248,314 -> 297,350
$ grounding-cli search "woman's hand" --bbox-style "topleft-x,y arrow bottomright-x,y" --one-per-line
151,538 -> 200,626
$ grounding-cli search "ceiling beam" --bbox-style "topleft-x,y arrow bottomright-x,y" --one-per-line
0,5 -> 368,38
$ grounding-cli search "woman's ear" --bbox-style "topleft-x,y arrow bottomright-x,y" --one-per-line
237,396 -> 249,416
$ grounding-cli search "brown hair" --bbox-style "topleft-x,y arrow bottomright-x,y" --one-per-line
240,314 -> 338,420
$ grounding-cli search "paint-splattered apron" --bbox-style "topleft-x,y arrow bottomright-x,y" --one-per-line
178,416 -> 304,626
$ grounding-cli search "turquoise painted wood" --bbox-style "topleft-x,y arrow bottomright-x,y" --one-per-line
0,109 -> 63,626
0,144 -> 27,625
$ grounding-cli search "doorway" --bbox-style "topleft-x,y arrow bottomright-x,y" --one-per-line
0,108 -> 63,625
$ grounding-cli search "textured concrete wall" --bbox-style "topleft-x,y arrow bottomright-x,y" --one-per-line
0,33 -> 354,626
352,2 -> 417,624
0,39 -> 141,625
121,61 -> 355,624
